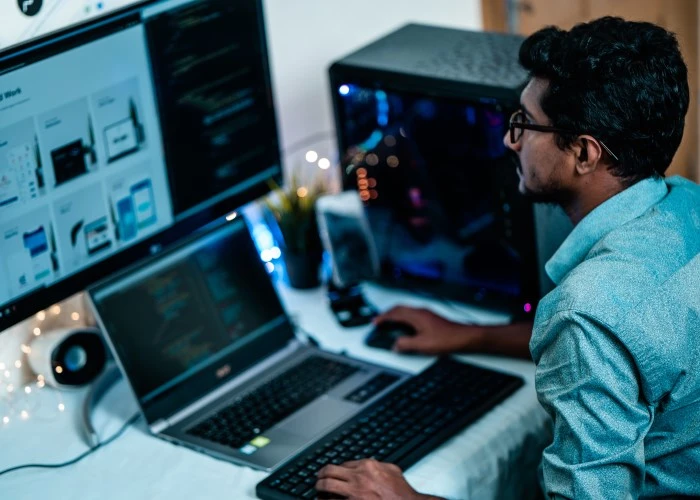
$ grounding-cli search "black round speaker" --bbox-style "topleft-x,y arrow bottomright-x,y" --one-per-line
28,327 -> 107,388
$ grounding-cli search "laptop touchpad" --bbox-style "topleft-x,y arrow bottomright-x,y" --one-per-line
281,396 -> 358,438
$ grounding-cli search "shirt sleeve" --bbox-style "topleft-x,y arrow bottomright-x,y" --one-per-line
533,311 -> 653,499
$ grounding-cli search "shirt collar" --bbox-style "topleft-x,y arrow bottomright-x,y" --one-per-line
545,176 -> 668,285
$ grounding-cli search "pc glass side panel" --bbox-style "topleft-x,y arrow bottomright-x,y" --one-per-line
329,73 -> 540,317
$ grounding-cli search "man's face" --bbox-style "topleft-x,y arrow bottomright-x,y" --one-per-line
503,78 -> 574,204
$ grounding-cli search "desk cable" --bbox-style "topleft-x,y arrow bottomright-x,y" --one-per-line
0,410 -> 141,478
1,362 -> 139,478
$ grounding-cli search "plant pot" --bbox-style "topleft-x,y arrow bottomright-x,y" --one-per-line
283,250 -> 322,289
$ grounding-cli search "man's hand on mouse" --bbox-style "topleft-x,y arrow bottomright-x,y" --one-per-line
316,458 -> 444,500
373,306 -> 484,355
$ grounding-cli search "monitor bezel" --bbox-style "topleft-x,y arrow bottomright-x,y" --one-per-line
0,1 -> 155,57
0,0 -> 283,332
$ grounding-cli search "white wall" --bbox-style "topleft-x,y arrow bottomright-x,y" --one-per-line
262,0 -> 482,164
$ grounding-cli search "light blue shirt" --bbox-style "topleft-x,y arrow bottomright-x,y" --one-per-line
530,176 -> 700,499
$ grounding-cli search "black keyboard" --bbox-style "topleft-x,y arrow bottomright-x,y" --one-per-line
256,357 -> 523,500
186,356 -> 359,449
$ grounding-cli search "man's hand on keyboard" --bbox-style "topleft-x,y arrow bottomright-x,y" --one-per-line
315,458 -> 444,500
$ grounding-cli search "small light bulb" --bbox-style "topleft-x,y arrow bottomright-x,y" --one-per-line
58,403 -> 65,412
36,311 -> 46,321
24,386 -> 31,394
55,366 -> 63,374
37,380 -> 45,388
33,327 -> 41,336
37,374 -> 44,381
20,344 -> 31,354
317,157 -> 331,170
296,187 -> 308,198
226,211 -> 237,221
71,312 -> 80,321
4,371 -> 10,378
50,305 -> 61,315
7,384 -> 14,393
14,360 -> 21,369
20,410 -> 28,420
305,150 -> 318,163
2,416 -> 8,424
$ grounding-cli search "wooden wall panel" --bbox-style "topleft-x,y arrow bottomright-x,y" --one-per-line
482,0 -> 699,181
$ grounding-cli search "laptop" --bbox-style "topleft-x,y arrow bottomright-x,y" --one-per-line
87,217 -> 409,471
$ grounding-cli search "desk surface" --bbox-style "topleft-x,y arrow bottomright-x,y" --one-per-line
0,281 -> 549,500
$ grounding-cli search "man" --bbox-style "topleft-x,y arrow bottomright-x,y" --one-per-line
316,17 -> 700,499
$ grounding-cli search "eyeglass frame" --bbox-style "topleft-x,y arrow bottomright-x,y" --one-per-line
508,110 -> 620,163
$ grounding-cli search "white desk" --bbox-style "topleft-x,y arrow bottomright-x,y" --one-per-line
0,281 -> 550,500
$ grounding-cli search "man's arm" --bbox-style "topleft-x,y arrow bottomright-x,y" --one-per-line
532,312 -> 652,499
374,306 -> 533,359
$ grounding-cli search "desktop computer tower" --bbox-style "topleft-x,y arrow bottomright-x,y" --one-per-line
328,23 -> 571,318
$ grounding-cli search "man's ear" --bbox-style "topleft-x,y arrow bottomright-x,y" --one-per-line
573,135 -> 603,175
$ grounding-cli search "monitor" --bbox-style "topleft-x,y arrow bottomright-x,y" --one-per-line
0,0 -> 149,52
0,0 -> 282,331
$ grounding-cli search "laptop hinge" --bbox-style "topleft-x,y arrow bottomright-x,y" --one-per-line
151,419 -> 169,434
160,339 -> 305,430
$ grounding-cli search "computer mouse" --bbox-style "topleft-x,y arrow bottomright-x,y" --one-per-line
365,320 -> 417,350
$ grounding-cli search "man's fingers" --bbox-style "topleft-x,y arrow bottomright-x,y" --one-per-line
393,334 -> 423,353
373,305 -> 416,325
317,464 -> 354,480
337,459 -> 374,469
315,477 -> 352,496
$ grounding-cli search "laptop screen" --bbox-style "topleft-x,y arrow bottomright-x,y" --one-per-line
90,219 -> 290,410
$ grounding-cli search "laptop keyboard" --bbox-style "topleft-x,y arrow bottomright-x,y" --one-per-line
256,357 -> 523,499
186,355 -> 359,449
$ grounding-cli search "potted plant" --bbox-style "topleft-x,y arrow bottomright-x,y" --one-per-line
263,174 -> 326,289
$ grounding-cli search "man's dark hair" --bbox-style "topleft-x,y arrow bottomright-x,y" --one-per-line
519,16 -> 689,184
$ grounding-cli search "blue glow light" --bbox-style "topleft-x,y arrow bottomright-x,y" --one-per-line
252,224 -> 275,250
261,249 -> 273,262
416,100 -> 437,119
465,106 -> 476,125
375,90 -> 389,127
359,130 -> 384,150
339,84 -> 350,96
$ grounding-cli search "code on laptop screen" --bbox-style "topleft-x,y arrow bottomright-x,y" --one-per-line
92,221 -> 285,402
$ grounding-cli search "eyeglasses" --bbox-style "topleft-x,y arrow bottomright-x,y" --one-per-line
508,110 -> 620,163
